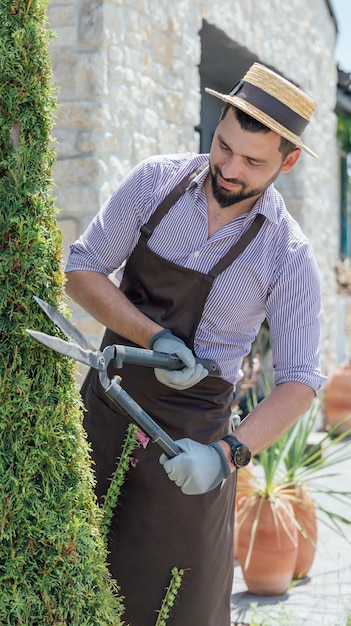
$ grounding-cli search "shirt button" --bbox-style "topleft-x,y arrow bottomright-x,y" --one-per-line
194,250 -> 200,257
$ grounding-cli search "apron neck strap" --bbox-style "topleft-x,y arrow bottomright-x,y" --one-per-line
140,163 -> 208,240
208,213 -> 266,278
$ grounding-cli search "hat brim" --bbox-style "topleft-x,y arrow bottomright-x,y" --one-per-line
205,88 -> 317,159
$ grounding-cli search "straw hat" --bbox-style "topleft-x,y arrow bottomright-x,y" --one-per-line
205,63 -> 317,158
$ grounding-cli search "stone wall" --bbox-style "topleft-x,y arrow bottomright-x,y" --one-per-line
47,0 -> 339,377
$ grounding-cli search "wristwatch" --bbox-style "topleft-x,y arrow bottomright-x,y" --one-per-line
222,435 -> 251,468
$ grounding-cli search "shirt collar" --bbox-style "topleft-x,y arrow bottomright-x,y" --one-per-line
186,161 -> 209,192
251,184 -> 279,225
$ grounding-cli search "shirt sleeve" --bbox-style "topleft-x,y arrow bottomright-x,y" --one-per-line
65,159 -> 156,276
265,239 -> 327,393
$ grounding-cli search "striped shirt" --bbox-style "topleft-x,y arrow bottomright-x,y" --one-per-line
66,152 -> 327,391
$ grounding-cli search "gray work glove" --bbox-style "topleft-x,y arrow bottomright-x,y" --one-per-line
159,438 -> 231,495
149,329 -> 208,390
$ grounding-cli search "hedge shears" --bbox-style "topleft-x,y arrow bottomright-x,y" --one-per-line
26,297 -> 221,459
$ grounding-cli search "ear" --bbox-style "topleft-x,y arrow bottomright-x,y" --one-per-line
281,148 -> 301,173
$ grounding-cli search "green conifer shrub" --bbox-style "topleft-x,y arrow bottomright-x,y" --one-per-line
0,1 -> 123,623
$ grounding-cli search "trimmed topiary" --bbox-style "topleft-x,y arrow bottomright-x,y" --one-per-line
0,1 -> 124,623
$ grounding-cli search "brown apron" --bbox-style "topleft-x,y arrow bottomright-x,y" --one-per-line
82,169 -> 265,626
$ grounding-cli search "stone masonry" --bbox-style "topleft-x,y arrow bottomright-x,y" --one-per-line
47,0 -> 339,378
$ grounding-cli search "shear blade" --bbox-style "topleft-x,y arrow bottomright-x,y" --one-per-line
33,296 -> 96,351
26,329 -> 104,369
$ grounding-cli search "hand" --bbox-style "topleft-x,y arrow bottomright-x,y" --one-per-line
159,438 -> 231,495
149,329 -> 208,390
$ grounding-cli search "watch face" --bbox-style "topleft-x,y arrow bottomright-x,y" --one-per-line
234,446 -> 251,467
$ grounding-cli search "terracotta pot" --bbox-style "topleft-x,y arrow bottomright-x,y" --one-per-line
325,364 -> 351,433
289,484 -> 317,579
233,462 -> 256,558
236,493 -> 298,595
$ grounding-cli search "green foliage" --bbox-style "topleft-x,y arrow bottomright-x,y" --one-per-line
248,601 -> 303,626
154,568 -> 185,626
249,600 -> 351,626
337,111 -> 351,155
101,423 -> 138,537
0,1 -> 123,623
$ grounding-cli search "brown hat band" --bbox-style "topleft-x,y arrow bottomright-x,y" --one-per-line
230,80 -> 309,137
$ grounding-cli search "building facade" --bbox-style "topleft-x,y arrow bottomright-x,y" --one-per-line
47,0 -> 341,378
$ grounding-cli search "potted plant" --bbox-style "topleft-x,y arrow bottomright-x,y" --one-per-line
235,400 -> 351,595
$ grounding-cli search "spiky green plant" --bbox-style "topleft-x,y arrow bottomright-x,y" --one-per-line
278,404 -> 351,537
0,1 -> 123,623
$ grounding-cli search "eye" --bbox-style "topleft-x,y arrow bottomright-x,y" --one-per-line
246,158 -> 262,167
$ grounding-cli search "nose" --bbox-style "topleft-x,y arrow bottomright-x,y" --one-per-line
220,154 -> 243,181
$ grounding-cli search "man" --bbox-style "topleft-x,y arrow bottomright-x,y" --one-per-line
65,63 -> 326,626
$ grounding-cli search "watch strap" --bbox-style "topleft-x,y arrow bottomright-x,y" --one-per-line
222,435 -> 243,450
210,442 -> 231,478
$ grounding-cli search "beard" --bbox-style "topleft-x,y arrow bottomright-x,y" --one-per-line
209,163 -> 281,208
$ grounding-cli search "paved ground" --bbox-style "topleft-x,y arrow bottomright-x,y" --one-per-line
230,446 -> 351,625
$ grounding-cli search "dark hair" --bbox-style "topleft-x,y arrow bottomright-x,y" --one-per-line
219,104 -> 297,160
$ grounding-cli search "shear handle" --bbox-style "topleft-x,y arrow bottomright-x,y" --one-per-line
112,345 -> 222,376
103,375 -> 182,459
